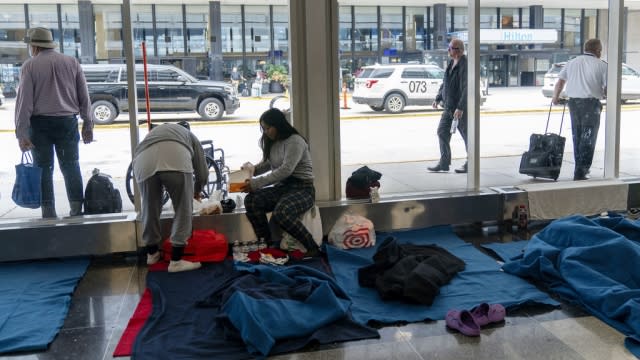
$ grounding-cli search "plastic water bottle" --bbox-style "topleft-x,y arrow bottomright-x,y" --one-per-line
450,117 -> 459,134
248,240 -> 258,252
517,205 -> 528,230
369,186 -> 380,203
232,239 -> 240,258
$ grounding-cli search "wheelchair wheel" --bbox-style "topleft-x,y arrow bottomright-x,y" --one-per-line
125,156 -> 223,205
203,155 -> 224,199
269,95 -> 290,112
125,162 -> 171,205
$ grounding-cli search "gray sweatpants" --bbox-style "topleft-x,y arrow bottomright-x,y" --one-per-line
138,171 -> 194,247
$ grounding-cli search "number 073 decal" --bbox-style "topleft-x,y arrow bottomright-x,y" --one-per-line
409,80 -> 431,93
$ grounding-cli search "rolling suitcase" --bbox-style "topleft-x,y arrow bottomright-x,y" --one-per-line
519,101 -> 566,181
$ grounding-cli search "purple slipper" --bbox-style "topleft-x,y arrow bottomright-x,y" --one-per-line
469,303 -> 506,327
445,309 -> 480,336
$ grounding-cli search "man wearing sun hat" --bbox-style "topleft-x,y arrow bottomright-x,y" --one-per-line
14,27 -> 93,218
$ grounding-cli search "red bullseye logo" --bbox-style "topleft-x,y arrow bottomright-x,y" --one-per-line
342,228 -> 372,249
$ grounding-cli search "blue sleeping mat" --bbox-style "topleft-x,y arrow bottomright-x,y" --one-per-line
0,257 -> 90,354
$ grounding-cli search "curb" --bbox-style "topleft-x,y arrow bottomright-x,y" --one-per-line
1,104 -> 639,133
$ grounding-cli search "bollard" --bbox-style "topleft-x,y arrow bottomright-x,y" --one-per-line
341,82 -> 351,109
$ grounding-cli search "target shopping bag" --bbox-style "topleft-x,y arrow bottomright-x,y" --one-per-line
328,214 -> 376,249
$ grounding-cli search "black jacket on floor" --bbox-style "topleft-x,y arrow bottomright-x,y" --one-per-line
358,236 -> 466,305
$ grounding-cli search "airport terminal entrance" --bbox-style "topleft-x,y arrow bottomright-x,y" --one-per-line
483,54 -> 520,87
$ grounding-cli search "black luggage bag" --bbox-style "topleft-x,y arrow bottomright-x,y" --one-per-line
519,102 -> 566,181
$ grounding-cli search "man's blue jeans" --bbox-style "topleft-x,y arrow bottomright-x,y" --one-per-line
29,115 -> 84,209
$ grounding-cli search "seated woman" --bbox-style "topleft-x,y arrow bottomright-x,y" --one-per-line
240,108 -> 319,256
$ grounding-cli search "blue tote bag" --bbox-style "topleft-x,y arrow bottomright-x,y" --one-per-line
12,151 -> 42,209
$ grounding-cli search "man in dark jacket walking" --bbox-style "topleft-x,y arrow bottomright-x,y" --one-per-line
428,38 -> 469,173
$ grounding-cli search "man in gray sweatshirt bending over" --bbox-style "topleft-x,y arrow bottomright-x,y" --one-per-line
133,122 -> 208,272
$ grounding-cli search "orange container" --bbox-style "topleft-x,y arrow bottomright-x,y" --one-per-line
229,182 -> 245,193
228,169 -> 251,192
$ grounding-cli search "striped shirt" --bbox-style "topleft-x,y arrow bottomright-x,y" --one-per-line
14,48 -> 92,139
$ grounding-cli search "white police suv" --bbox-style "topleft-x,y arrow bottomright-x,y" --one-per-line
352,63 -> 486,113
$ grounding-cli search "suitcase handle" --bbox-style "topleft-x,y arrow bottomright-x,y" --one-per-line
545,100 -> 566,135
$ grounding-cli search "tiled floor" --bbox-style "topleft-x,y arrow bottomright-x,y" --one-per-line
0,227 -> 636,360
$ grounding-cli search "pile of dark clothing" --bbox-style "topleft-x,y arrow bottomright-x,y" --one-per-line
346,166 -> 382,199
358,236 -> 466,305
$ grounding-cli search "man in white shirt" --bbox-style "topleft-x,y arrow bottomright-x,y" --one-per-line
552,38 -> 607,180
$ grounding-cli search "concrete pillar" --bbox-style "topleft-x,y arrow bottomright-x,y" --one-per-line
78,1 -> 95,64
209,1 -> 223,81
433,4 -> 448,50
289,0 -> 341,201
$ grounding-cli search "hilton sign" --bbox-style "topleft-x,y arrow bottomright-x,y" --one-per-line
450,29 -> 558,44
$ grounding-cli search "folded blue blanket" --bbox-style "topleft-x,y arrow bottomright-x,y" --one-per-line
503,214 -> 640,357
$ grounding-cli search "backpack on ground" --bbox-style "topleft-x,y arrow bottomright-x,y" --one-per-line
84,168 -> 122,214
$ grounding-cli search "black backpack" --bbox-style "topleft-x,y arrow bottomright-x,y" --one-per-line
84,169 -> 122,214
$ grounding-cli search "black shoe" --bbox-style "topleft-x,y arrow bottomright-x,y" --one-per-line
454,163 -> 468,174
304,247 -> 322,258
574,169 -> 590,181
428,164 -> 449,172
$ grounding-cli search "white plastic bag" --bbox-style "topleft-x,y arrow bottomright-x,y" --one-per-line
280,206 -> 323,252
194,198 -> 222,215
328,213 -> 376,249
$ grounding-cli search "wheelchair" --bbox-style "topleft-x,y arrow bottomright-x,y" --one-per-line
125,139 -> 230,205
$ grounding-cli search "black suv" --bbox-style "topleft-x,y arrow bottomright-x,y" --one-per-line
82,64 -> 240,124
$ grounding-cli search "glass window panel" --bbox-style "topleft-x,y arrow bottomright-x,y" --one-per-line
84,68 -> 119,83
401,68 -> 425,79
273,5 -> 289,54
405,7 -> 426,51
244,6 -> 270,53
132,5 -> 154,57
380,6 -> 402,52
339,6 -> 352,52
28,4 -> 58,29
521,8 -> 530,28
186,5 -> 208,55
28,4 -> 60,55
60,4 -> 80,58
563,9 -> 581,51
0,5 -> 27,65
156,68 -> 182,81
94,5 -> 123,61
156,5 -> 184,56
221,5 -> 242,54
543,8 -> 562,29
542,8 -> 562,50
584,9 -> 597,40
480,8 -> 497,29
354,6 -> 377,52
453,7 -> 468,32
500,8 -> 520,29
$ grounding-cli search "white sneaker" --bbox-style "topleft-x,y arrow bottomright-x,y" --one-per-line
168,260 -> 202,273
147,252 -> 161,265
